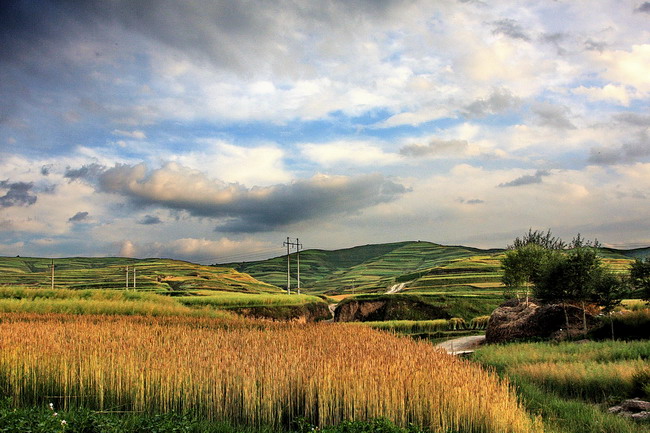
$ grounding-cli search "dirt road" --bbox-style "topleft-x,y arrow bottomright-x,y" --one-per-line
436,335 -> 485,355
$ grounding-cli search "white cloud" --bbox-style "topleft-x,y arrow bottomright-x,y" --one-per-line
171,140 -> 291,186
595,45 -> 650,93
300,141 -> 401,167
573,84 -> 634,106
112,129 -> 147,139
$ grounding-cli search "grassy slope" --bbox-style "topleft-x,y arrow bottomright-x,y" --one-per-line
222,241 -> 503,294
0,256 -> 280,293
222,241 -> 649,296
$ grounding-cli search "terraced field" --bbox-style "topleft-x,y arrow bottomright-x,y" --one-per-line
223,241 -> 647,296
0,257 -> 280,293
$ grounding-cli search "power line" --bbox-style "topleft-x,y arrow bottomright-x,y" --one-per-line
282,237 -> 302,295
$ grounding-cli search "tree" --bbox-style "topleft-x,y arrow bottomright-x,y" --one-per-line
503,230 -> 608,334
507,228 -> 567,250
501,243 -> 555,304
591,271 -> 630,339
535,246 -> 602,333
630,258 -> 650,301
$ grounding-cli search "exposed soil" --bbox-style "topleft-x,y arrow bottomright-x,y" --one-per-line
334,298 -> 451,322
485,298 -> 596,343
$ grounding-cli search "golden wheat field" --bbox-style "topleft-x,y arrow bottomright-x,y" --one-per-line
0,313 -> 541,433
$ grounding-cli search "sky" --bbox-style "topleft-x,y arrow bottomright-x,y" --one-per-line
1,0 -> 650,264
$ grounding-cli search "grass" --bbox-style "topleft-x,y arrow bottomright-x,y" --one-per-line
360,316 -> 490,334
0,313 -> 541,433
0,287 -> 330,320
177,291 -> 326,308
221,241 -> 643,297
0,256 -> 280,293
472,340 -> 650,433
0,399 -> 435,433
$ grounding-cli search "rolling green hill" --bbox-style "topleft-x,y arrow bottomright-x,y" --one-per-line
0,256 -> 280,293
219,241 -> 650,296
221,241 -> 504,295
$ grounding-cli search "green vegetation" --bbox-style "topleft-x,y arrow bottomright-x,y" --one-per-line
221,240 -> 648,297
337,293 -> 502,321
631,257 -> 650,300
177,291 -> 324,308
0,256 -> 279,293
473,340 -> 650,433
221,241 -> 504,294
0,287 -> 228,317
0,399 -> 429,433
0,287 -> 331,320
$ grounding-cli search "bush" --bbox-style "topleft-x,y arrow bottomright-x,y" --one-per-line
589,309 -> 650,340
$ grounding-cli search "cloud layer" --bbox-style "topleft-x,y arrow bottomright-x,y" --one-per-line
1,1 -> 650,262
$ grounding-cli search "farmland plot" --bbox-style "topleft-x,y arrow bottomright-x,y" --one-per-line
0,313 -> 541,433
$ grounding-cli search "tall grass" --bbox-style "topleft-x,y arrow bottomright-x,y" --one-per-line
473,341 -> 650,433
0,288 -> 233,317
0,313 -> 541,433
177,291 -> 325,308
361,316 -> 490,334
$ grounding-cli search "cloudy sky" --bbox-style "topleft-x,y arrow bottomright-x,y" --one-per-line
2,0 -> 650,263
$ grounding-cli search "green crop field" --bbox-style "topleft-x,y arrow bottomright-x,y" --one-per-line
221,241 -> 648,297
0,256 -> 280,293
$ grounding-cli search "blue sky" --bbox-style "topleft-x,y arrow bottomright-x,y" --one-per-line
1,0 -> 650,263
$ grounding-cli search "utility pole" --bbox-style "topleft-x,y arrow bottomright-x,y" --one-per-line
50,259 -> 54,290
283,237 -> 303,295
283,237 -> 291,294
133,267 -> 136,290
125,266 -> 129,290
296,238 -> 303,295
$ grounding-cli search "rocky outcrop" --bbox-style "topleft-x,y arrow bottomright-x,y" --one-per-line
334,297 -> 451,322
609,399 -> 650,420
485,299 -> 596,344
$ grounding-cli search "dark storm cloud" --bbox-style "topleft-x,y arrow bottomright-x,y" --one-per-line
139,215 -> 162,225
462,88 -> 520,118
498,170 -> 550,188
491,19 -> 531,41
0,181 -> 37,207
68,211 -> 89,223
1,0 -> 413,75
588,132 -> 650,165
532,103 -> 576,130
95,163 -> 409,232
400,139 -> 468,157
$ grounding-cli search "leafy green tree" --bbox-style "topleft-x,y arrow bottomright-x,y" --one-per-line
630,258 -> 650,301
501,243 -> 556,303
507,228 -> 567,250
591,271 -> 630,339
535,246 -> 603,332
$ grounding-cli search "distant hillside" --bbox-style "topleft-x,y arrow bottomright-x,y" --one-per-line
0,256 -> 280,293
220,241 -> 503,294
219,241 -> 650,295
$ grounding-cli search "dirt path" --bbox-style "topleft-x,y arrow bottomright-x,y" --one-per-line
436,335 -> 485,355
385,282 -> 406,294
327,303 -> 337,321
